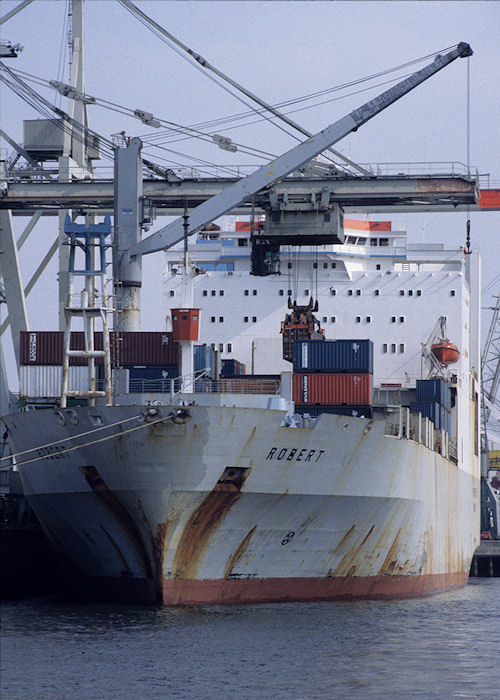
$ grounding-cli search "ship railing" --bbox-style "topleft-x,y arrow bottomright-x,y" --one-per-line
193,378 -> 281,395
125,374 -> 280,396
346,162 -> 478,180
385,407 -> 453,459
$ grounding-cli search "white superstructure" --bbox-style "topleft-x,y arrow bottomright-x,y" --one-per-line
164,220 -> 479,375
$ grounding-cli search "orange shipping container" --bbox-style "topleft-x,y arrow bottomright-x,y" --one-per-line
293,372 -> 372,405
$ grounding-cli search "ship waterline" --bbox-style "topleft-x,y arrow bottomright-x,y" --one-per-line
3,403 -> 478,604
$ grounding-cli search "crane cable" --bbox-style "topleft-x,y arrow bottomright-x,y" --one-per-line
465,55 -> 471,254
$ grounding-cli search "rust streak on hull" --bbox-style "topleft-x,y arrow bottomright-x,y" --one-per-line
224,525 -> 257,579
80,465 -> 153,579
171,472 -> 251,580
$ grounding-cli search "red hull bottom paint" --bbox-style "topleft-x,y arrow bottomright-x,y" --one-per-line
162,572 -> 470,605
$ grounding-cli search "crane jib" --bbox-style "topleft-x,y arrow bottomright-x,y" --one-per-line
130,42 -> 473,258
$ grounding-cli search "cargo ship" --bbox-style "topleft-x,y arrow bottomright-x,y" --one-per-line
1,219 -> 482,604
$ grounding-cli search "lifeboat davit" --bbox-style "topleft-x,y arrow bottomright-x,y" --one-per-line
431,340 -> 460,365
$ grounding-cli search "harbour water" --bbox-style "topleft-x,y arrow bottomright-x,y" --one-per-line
1,578 -> 499,699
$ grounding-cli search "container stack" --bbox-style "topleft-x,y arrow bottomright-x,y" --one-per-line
220,359 -> 246,377
194,344 -> 218,380
194,344 -> 219,392
19,331 -> 180,399
292,339 -> 373,418
410,378 -> 452,434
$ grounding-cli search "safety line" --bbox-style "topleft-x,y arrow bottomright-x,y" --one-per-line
0,414 -> 173,471
0,413 -> 142,464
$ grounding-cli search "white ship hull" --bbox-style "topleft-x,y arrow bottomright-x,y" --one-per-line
3,402 -> 479,604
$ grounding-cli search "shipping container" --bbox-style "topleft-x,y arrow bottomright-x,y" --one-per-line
295,405 -> 373,418
293,372 -> 372,405
293,339 -> 373,373
194,345 -> 218,379
282,325 -> 317,363
221,359 -> 246,377
19,365 -> 93,398
416,379 -> 451,409
410,401 -> 451,431
20,331 -> 180,366
127,365 -> 179,393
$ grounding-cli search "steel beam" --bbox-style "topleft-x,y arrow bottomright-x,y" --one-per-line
1,176 -> 483,213
0,236 -> 58,337
0,209 -> 29,365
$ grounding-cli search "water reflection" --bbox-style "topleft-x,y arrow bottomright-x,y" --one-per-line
2,580 -> 499,699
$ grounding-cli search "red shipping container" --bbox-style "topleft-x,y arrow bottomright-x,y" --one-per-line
20,331 -> 180,367
293,372 -> 372,405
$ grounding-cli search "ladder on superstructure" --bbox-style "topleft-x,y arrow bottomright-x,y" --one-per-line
60,214 -> 112,407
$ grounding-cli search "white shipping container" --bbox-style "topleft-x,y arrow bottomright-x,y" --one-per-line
19,365 -> 93,398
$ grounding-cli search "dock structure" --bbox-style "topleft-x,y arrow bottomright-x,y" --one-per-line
470,540 -> 500,577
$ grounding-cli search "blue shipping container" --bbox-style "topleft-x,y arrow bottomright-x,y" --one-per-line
410,401 -> 450,431
295,404 -> 372,418
127,365 -> 179,393
194,344 -> 217,379
293,339 -> 373,374
416,379 -> 451,409
221,358 -> 245,377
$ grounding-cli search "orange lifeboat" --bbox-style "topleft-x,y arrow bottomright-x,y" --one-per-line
431,340 -> 460,365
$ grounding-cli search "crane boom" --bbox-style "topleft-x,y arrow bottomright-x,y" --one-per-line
130,42 -> 472,258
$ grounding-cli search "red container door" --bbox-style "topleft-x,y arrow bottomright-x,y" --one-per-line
293,373 -> 372,405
